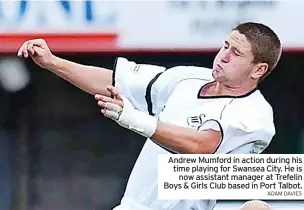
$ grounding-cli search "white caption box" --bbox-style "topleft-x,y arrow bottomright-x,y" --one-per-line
158,154 -> 304,200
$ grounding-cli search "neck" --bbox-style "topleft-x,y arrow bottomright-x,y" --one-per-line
213,81 -> 257,97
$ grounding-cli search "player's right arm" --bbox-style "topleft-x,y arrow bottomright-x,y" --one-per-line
17,39 -> 112,96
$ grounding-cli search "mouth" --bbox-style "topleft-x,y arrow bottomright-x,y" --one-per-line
215,64 -> 223,71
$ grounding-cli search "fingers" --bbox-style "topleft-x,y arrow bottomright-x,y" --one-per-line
94,87 -> 124,120
107,86 -> 122,100
98,101 -> 121,120
27,42 -> 35,56
18,41 -> 33,58
101,109 -> 119,120
95,93 -> 123,120
17,41 -> 29,58
95,93 -> 124,107
95,94 -> 114,103
33,46 -> 44,57
17,39 -> 46,58
98,101 -> 122,112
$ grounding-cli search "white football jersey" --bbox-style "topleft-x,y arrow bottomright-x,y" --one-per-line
111,57 -> 275,210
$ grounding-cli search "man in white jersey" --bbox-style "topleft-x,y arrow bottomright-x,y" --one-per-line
17,22 -> 281,210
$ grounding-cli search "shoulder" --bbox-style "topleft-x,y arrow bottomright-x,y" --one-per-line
114,57 -> 166,75
239,90 -> 273,118
228,90 -> 275,133
157,65 -> 214,84
114,57 -> 214,82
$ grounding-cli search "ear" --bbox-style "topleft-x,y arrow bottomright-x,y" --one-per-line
251,63 -> 268,79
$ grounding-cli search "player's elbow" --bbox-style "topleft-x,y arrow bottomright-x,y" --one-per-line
192,130 -> 222,154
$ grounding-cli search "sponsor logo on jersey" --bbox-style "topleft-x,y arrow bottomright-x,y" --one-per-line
187,113 -> 206,129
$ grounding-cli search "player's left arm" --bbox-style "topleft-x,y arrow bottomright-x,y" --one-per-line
153,121 -> 222,154
95,86 -> 222,154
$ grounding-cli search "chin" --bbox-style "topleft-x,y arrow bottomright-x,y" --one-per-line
212,70 -> 226,82
212,70 -> 220,81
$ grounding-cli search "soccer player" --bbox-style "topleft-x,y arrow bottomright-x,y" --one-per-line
240,200 -> 272,210
17,22 -> 281,210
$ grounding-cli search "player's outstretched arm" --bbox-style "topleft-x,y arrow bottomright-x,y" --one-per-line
95,86 -> 221,154
17,39 -> 113,96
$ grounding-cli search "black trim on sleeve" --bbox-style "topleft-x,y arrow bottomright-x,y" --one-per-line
145,72 -> 162,116
210,120 -> 224,154
198,119 -> 224,154
111,57 -> 119,87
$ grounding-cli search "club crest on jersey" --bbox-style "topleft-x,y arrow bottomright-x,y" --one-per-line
187,113 -> 206,129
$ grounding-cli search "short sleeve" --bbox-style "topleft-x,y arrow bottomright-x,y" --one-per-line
112,57 -> 166,113
112,57 -> 212,116
113,57 -> 213,117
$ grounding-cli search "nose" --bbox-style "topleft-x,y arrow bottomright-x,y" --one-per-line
221,50 -> 231,63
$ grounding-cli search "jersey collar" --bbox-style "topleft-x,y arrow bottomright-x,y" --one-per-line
197,81 -> 258,99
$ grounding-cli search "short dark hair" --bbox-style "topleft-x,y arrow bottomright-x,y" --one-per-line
233,22 -> 282,81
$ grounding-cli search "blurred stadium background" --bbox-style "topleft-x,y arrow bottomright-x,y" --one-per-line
0,1 -> 303,210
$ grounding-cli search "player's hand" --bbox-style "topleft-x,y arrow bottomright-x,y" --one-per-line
95,86 -> 157,137
17,39 -> 54,69
95,86 -> 124,120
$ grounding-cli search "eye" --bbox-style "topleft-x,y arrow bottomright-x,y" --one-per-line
223,41 -> 229,49
233,50 -> 240,56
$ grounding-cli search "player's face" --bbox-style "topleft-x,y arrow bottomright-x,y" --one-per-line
212,30 -> 267,86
